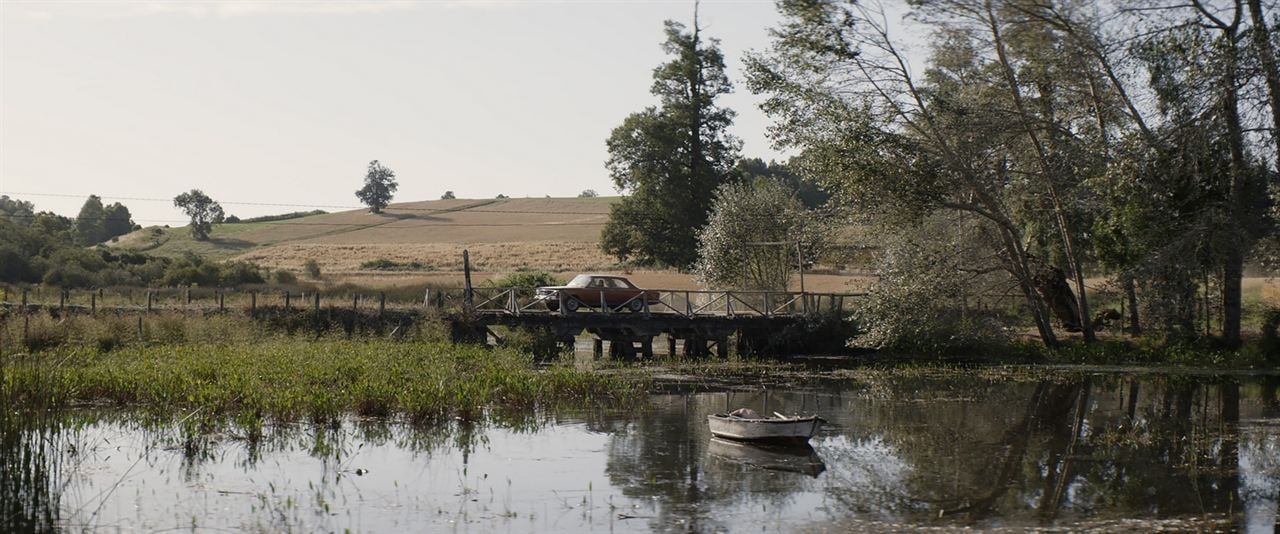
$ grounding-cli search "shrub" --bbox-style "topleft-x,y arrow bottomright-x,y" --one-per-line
273,270 -> 298,285
304,259 -> 322,280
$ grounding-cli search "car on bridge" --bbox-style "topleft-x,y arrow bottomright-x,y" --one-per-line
536,274 -> 661,313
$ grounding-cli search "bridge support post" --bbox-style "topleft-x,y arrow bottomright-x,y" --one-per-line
716,336 -> 729,359
593,338 -> 603,360
667,335 -> 676,357
641,338 -> 653,360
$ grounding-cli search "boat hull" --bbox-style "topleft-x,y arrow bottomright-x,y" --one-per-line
706,414 -> 822,443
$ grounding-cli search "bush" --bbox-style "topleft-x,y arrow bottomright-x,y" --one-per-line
304,259 -> 322,280
273,270 -> 298,285
221,261 -> 266,285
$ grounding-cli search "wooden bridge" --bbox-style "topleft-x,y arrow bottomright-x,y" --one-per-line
0,284 -> 863,359
450,287 -> 862,359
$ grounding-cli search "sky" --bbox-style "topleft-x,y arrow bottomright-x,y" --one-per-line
0,0 -> 914,225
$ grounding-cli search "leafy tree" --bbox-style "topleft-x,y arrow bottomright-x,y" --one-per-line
0,195 -> 34,226
74,195 -> 106,245
355,160 -> 397,213
102,202 -> 135,240
735,158 -> 828,208
601,17 -> 740,268
173,189 -> 225,241
694,178 -> 830,291
441,191 -> 456,200
495,194 -> 508,199
579,189 -> 599,198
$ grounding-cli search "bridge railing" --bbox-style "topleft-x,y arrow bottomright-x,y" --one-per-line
433,287 -> 865,318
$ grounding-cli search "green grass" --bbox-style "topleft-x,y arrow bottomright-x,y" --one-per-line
1,340 -> 645,425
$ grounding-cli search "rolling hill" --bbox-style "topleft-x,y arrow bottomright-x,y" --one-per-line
111,196 -> 618,270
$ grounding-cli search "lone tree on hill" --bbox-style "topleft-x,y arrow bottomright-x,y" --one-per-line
441,190 -> 456,200
173,189 -> 225,241
601,14 -> 740,268
356,160 -> 397,213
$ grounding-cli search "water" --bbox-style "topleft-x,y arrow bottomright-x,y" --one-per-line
10,368 -> 1280,532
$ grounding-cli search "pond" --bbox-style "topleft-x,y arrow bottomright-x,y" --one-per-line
7,367 -> 1280,532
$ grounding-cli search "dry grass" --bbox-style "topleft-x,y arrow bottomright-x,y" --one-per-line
236,241 -> 617,272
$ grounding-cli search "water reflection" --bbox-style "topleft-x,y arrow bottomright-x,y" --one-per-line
9,370 -> 1280,532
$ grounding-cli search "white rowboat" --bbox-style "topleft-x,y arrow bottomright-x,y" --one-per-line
706,412 -> 824,443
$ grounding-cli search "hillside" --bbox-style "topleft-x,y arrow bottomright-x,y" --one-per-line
111,196 -> 619,270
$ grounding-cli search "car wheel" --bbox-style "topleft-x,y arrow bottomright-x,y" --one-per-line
564,298 -> 580,312
628,299 -> 644,312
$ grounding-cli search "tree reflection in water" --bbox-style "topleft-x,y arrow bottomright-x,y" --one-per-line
602,372 -> 1279,530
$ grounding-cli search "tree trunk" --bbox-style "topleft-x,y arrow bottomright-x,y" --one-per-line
985,1 -> 1095,342
1220,22 -> 1247,348
1247,0 -> 1280,177
1124,276 -> 1141,334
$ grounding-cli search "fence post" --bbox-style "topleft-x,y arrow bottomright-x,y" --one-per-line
21,288 -> 27,308
146,291 -> 152,312
314,291 -> 320,315
59,290 -> 65,312
137,316 -> 143,340
284,291 -> 290,312
685,291 -> 692,317
352,293 -> 358,310
186,287 -> 192,305
423,288 -> 430,309
250,292 -> 257,318
91,292 -> 97,314
219,291 -> 225,312
379,292 -> 385,318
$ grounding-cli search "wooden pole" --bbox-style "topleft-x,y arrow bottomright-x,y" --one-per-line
218,291 -> 224,312
91,292 -> 97,314
423,288 -> 430,309
314,291 -> 320,314
21,288 -> 27,308
59,290 -> 65,312
284,291 -> 290,311
146,290 -> 152,312
352,292 -> 358,310
379,292 -> 386,318
463,249 -> 473,308
137,316 -> 143,340
251,292 -> 257,318
186,287 -> 192,305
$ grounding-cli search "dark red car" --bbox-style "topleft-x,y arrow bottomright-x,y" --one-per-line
536,274 -> 661,312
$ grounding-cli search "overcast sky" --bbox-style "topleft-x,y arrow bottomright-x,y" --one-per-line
1,0 -> 913,224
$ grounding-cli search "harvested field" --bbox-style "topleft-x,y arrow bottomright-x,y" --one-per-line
236,241 -> 617,273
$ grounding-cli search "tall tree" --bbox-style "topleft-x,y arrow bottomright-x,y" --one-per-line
601,15 -> 740,268
173,189 -> 225,241
356,160 -> 397,214
102,202 -> 135,240
74,195 -> 106,245
748,0 -> 1068,346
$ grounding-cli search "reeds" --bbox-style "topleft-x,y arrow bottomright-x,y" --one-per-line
1,338 -> 645,426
